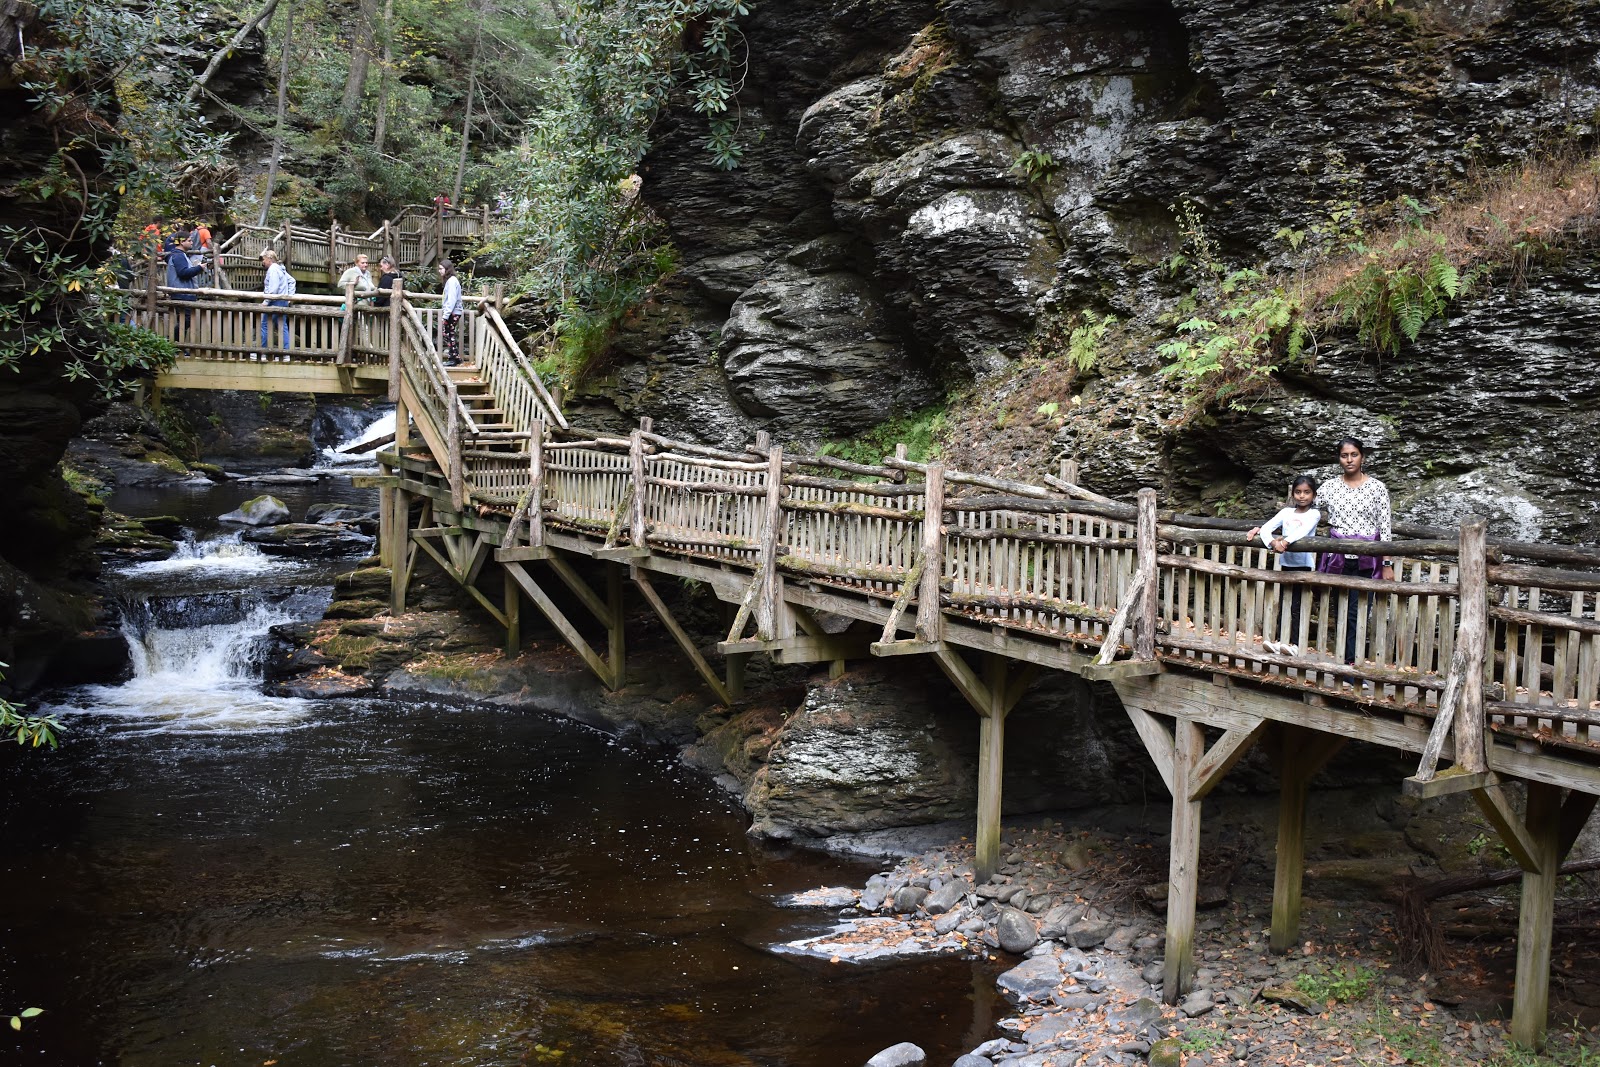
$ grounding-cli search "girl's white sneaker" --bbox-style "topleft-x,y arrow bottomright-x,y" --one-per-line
1263,640 -> 1284,655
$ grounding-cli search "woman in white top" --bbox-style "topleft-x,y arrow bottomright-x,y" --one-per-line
1313,437 -> 1395,668
438,259 -> 463,366
1246,475 -> 1320,655
337,253 -> 376,294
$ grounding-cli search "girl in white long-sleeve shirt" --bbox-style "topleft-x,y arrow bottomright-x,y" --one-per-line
438,259 -> 463,365
1245,475 -> 1320,655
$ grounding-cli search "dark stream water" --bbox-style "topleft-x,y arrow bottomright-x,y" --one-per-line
0,457 -> 1000,1066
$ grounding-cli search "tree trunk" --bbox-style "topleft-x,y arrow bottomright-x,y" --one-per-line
258,0 -> 296,226
450,14 -> 483,204
186,0 -> 282,104
339,0 -> 379,122
372,0 -> 394,152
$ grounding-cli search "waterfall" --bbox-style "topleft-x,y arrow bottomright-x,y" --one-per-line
48,535 -> 336,731
316,406 -> 396,468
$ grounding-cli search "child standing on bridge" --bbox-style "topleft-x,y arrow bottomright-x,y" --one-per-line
1246,474 -> 1320,656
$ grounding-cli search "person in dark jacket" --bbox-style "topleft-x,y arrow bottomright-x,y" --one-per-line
372,256 -> 400,308
165,232 -> 206,340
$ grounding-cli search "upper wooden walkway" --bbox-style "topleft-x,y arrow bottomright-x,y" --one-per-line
136,282 -> 1600,1048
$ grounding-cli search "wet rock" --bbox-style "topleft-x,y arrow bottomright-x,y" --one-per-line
1179,991 -> 1215,1017
865,1042 -> 926,1067
894,885 -> 930,913
242,522 -> 371,558
219,494 -> 289,526
952,1056 -> 993,1067
1147,1037 -> 1182,1067
997,954 -> 1063,1001
996,907 -> 1040,953
925,878 -> 966,914
1066,918 -> 1115,950
307,502 -> 374,524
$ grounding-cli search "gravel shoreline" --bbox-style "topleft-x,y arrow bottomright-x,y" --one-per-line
785,821 -> 1600,1067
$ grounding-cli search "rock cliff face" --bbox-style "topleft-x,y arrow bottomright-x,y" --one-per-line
585,0 -> 1600,543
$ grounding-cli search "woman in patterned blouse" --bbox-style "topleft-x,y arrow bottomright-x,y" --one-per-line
1314,437 -> 1394,667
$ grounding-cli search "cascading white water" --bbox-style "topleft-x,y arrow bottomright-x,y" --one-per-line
49,535 -> 326,731
316,408 -> 396,468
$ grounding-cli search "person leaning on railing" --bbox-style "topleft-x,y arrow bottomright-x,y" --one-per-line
257,249 -> 296,361
1314,436 -> 1395,671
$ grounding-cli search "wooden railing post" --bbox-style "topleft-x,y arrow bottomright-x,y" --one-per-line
528,419 -> 545,547
1455,516 -> 1488,772
755,431 -> 783,640
387,280 -> 404,401
1136,487 -> 1159,660
338,282 -> 356,365
629,418 -> 650,549
434,200 -> 444,265
446,382 -> 464,510
916,463 -> 945,644
327,221 -> 339,280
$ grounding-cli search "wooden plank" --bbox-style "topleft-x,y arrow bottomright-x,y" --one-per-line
772,634 -> 872,665
1415,644 -> 1466,780
495,545 -> 554,562
633,571 -> 732,705
869,639 -> 950,658
1080,660 -> 1164,681
1094,569 -> 1147,664
1402,767 -> 1497,798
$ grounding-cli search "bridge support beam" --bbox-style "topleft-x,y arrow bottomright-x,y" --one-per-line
1503,783 -> 1597,1048
502,556 -> 625,691
388,487 -> 414,615
1121,706 -> 1267,1003
633,569 -> 731,706
1269,725 -> 1346,954
929,649 -> 1033,882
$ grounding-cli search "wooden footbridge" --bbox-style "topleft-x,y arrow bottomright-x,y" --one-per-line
145,284 -> 1600,1047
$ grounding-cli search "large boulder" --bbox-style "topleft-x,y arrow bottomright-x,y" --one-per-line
219,494 -> 290,526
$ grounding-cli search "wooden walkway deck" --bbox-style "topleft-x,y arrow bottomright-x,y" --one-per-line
140,284 -> 1600,1048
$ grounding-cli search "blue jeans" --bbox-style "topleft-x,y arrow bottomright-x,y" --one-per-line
260,300 -> 290,351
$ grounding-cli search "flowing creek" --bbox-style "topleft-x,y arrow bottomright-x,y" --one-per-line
0,422 -> 1002,1066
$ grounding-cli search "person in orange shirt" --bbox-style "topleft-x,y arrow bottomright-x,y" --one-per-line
193,221 -> 213,250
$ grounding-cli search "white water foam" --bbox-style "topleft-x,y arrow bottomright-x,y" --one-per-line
121,532 -> 296,579
317,409 -> 396,467
51,537 -> 318,732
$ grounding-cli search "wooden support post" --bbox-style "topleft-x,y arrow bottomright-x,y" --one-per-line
755,436 -> 784,640
607,565 -> 625,689
389,487 -> 411,614
394,391 -> 410,447
1059,457 -> 1080,486
505,561 -> 618,689
1136,488 -> 1158,660
975,653 -> 1008,882
493,281 -> 505,314
387,279 -> 404,400
339,282 -> 356,365
629,423 -> 648,549
1455,517 -> 1488,773
1164,717 -> 1204,1003
434,199 -> 444,265
328,221 -> 339,280
916,463 -> 945,643
382,220 -> 393,262
527,419 -> 545,547
446,382 -> 463,510
503,565 -> 521,655
378,484 -> 395,568
1269,725 -> 1347,953
725,654 -> 747,700
144,252 -> 159,319
1511,782 -> 1562,1049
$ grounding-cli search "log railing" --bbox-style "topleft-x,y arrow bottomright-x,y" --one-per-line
440,422 -> 1600,775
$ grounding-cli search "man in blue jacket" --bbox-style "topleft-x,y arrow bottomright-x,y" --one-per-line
165,231 -> 206,340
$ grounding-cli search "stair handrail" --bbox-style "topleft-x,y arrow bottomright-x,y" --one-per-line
480,303 -> 568,431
